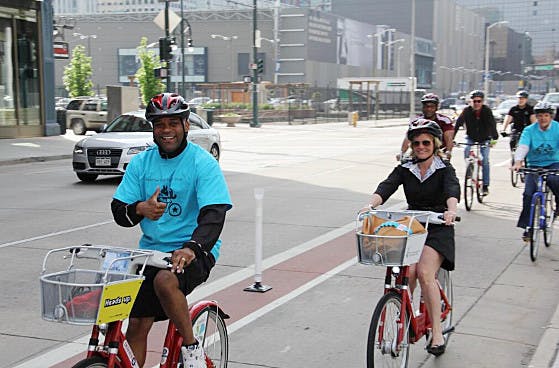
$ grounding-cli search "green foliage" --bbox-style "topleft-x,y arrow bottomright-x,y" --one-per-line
62,45 -> 94,98
259,104 -> 274,110
201,102 -> 221,109
136,37 -> 165,106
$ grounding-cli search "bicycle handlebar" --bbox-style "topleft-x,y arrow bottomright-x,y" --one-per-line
518,167 -> 559,176
455,142 -> 489,147
358,209 -> 460,225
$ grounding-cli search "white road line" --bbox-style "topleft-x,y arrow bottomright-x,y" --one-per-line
0,221 -> 114,249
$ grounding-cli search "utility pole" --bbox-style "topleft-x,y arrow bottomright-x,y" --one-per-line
180,0 -> 185,96
164,0 -> 171,90
409,0 -> 416,118
251,0 -> 260,127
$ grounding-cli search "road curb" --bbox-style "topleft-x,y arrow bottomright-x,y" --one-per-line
529,300 -> 559,367
0,154 -> 72,167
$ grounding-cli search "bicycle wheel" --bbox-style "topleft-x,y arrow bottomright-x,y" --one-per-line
530,197 -> 543,262
476,163 -> 484,203
510,157 -> 519,187
72,356 -> 109,368
464,164 -> 474,211
544,190 -> 556,247
367,291 -> 409,368
188,307 -> 229,368
437,269 -> 454,345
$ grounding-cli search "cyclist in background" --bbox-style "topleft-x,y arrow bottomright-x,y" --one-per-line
454,90 -> 498,196
397,93 -> 454,161
111,93 -> 233,368
369,120 -> 460,357
512,102 -> 559,241
500,90 -> 536,151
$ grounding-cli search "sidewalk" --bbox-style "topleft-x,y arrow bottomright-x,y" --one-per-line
0,134 -> 78,166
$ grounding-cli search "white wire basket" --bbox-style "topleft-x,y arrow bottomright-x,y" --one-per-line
356,210 -> 430,266
40,246 -> 153,325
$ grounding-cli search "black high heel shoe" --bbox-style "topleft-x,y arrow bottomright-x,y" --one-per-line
427,342 -> 446,357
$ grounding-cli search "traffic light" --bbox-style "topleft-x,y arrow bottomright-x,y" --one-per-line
159,37 -> 173,61
187,38 -> 193,48
257,58 -> 264,74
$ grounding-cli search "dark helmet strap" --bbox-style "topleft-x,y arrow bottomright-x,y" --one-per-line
412,153 -> 434,164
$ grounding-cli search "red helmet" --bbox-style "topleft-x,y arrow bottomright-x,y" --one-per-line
145,93 -> 190,122
407,118 -> 443,141
420,93 -> 439,105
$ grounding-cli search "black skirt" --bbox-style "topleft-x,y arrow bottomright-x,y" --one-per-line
424,223 -> 455,271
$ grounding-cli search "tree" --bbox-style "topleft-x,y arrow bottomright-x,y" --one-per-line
63,45 -> 94,98
136,37 -> 165,106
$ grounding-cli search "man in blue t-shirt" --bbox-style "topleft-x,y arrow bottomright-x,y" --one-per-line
111,93 -> 232,368
512,102 -> 559,241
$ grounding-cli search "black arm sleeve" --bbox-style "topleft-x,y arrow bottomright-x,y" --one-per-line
489,109 -> 498,139
111,198 -> 144,227
454,113 -> 464,138
443,165 -> 461,202
374,166 -> 404,203
185,204 -> 229,255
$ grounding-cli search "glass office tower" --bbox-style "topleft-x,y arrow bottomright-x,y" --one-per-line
455,0 -> 558,63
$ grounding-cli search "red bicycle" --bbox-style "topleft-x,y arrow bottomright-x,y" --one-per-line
40,245 -> 229,368
356,210 -> 457,367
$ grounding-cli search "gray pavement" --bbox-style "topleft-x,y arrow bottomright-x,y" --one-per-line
1,117 -> 558,367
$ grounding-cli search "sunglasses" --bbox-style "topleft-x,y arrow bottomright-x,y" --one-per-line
412,140 -> 432,147
472,99 -> 483,103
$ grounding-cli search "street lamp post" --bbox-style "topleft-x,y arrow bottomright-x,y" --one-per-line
381,38 -> 404,74
211,34 -> 238,82
484,21 -> 508,98
72,32 -> 97,56
396,45 -> 404,77
366,27 -> 395,76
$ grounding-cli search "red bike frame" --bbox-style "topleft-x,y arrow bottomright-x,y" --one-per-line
380,266 -> 452,348
84,300 -> 225,368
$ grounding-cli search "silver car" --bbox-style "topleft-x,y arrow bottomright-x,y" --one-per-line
72,110 -> 221,182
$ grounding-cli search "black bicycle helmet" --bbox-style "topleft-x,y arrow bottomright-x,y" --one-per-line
421,93 -> 440,105
534,101 -> 555,114
407,118 -> 443,141
469,90 -> 484,99
145,93 -> 190,122
516,90 -> 529,99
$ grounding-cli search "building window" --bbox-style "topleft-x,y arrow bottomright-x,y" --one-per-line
533,1 -> 537,6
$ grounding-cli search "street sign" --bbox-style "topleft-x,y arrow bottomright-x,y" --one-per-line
249,63 -> 257,70
153,9 -> 182,33
534,64 -> 554,71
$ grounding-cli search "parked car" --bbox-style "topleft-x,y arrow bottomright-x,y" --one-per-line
440,97 -> 458,109
542,92 -> 559,110
65,97 -> 108,135
493,99 -> 517,124
187,97 -> 212,108
72,110 -> 221,182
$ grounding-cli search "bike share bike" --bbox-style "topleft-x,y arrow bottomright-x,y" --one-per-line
356,210 -> 459,368
40,245 -> 229,368
457,142 -> 488,211
518,168 -> 559,262
501,131 -> 525,187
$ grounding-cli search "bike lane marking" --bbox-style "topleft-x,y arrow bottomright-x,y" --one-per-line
16,221 -> 358,368
52,230 -> 357,368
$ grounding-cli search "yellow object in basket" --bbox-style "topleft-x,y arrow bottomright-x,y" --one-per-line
96,278 -> 143,324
